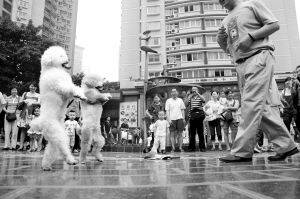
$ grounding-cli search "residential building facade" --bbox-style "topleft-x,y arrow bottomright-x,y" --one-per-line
10,0 -> 78,72
120,0 -> 300,127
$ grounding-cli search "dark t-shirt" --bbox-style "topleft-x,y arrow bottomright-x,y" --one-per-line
147,102 -> 164,121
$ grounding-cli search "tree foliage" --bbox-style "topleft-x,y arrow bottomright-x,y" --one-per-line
0,19 -> 56,95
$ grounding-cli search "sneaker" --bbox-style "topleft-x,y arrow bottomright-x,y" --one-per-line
268,147 -> 299,161
199,148 -> 206,152
180,148 -> 184,153
219,154 -> 252,163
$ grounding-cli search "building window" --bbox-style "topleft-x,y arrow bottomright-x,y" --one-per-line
206,35 -> 217,43
147,6 -> 160,15
203,3 -> 223,11
207,52 -> 229,60
148,54 -> 160,64
205,19 -> 223,28
2,11 -> 10,19
179,19 -> 201,29
215,70 -> 225,77
176,72 -> 182,78
182,53 -> 203,62
147,21 -> 161,30
149,37 -> 161,46
3,1 -> 12,12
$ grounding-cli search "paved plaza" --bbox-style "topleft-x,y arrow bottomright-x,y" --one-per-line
0,150 -> 299,199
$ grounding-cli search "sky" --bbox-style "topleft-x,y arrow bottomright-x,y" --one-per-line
76,1 -> 300,82
75,0 -> 121,81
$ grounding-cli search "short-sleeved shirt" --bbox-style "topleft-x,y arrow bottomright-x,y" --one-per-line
221,0 -> 278,62
205,100 -> 223,121
23,92 -> 40,105
154,120 -> 169,137
147,102 -> 164,121
224,99 -> 240,121
165,97 -> 186,120
0,92 -> 6,112
65,120 -> 80,136
5,95 -> 20,113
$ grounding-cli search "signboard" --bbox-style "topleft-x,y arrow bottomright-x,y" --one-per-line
181,76 -> 237,84
119,101 -> 138,127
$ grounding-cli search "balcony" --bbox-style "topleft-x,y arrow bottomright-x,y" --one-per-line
207,59 -> 233,65
166,43 -> 204,52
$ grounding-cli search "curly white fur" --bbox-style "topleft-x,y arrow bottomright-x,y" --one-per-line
79,73 -> 111,163
30,46 -> 86,170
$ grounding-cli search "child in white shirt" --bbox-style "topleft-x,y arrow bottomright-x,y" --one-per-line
150,111 -> 169,154
65,110 -> 81,150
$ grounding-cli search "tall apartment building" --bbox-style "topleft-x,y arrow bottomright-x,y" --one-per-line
120,0 -> 300,92
0,0 -> 13,19
73,45 -> 84,74
10,0 -> 78,72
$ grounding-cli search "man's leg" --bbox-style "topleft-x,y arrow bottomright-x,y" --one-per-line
260,105 -> 296,154
189,120 -> 196,151
196,118 -> 205,150
231,51 -> 296,158
178,119 -> 184,151
4,119 -> 11,149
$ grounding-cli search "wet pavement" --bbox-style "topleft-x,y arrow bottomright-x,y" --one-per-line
0,150 -> 299,199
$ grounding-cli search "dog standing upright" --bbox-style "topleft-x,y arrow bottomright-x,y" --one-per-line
79,73 -> 111,164
30,46 -> 86,171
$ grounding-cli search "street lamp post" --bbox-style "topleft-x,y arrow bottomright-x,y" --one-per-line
140,31 -> 158,145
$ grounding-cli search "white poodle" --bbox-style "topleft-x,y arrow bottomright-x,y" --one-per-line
79,73 -> 111,164
30,46 -> 86,171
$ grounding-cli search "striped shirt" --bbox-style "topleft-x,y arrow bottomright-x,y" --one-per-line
5,95 -> 20,113
188,95 -> 205,118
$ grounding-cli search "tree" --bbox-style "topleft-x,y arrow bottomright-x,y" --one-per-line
0,19 -> 56,94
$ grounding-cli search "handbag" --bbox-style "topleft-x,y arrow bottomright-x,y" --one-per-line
221,100 -> 236,123
5,97 -> 20,122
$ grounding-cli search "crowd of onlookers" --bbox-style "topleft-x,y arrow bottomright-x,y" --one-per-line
1,68 -> 300,154
144,73 -> 300,154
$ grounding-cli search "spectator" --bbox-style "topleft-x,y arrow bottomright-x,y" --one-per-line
0,92 -> 6,139
146,95 -> 164,122
204,91 -> 223,151
27,106 -> 43,152
3,87 -> 21,150
187,87 -> 206,152
64,110 -> 81,152
150,111 -> 169,154
280,77 -> 296,132
18,83 -> 40,151
219,91 -> 227,106
66,98 -> 81,151
221,90 -> 239,151
104,117 -> 113,144
165,88 -> 186,152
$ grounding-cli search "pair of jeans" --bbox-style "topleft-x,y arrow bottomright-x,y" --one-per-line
189,118 -> 205,150
4,116 -> 18,149
208,119 -> 222,141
